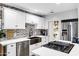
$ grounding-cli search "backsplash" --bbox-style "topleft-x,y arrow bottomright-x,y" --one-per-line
15,23 -> 35,38
35,29 -> 48,36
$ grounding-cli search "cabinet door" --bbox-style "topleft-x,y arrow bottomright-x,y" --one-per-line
15,10 -> 25,29
3,7 -> 25,29
30,42 -> 41,55
35,18 -> 45,29
25,14 -> 33,24
42,36 -> 48,45
30,42 -> 41,51
6,43 -> 16,56
3,7 -> 17,29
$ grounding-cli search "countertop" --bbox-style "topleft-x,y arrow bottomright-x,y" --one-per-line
0,37 -> 30,46
31,35 -> 48,37
32,40 -> 79,56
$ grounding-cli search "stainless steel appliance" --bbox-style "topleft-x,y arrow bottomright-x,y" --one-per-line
40,29 -> 48,36
61,19 -> 78,41
16,40 -> 29,56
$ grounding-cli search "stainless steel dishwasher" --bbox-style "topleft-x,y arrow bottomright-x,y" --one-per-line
16,40 -> 29,56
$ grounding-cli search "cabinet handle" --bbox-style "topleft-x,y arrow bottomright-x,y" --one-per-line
15,25 -> 18,27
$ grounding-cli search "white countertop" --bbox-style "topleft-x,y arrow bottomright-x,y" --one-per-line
32,40 -> 79,56
0,37 -> 30,46
31,35 -> 47,37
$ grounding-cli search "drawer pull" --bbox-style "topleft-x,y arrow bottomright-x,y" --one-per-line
15,25 -> 18,27
8,52 -> 10,54
11,45 -> 14,47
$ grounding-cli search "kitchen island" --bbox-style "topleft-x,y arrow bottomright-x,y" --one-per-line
32,40 -> 79,56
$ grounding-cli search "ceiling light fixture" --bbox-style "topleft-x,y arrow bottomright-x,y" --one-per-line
56,3 -> 61,4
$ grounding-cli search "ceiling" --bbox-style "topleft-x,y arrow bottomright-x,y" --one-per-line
5,3 -> 78,15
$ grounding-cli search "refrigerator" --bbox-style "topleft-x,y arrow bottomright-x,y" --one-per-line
61,21 -> 78,41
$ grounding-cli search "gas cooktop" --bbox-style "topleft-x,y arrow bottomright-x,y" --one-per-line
43,41 -> 74,54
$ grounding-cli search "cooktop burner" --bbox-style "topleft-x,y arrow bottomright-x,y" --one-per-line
43,41 -> 74,54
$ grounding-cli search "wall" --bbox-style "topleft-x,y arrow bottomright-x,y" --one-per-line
15,23 -> 35,38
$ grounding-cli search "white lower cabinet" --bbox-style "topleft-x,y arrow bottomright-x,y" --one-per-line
30,42 -> 41,56
36,36 -> 48,45
30,43 -> 41,50
42,36 -> 48,45
6,43 -> 16,56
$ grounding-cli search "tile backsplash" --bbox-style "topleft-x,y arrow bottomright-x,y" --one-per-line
15,23 -> 35,38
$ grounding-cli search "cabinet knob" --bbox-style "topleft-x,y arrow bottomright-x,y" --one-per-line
8,52 -> 10,54
11,45 -> 13,47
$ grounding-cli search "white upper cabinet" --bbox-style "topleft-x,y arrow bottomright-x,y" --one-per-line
35,18 -> 45,29
25,13 -> 45,29
3,7 -> 25,29
25,13 -> 39,24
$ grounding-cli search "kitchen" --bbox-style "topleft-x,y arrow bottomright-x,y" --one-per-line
0,3 -> 79,56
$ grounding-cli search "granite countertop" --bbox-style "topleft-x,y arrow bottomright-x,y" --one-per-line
0,37 -> 30,46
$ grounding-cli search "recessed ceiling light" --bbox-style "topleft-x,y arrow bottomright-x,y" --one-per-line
56,3 -> 61,4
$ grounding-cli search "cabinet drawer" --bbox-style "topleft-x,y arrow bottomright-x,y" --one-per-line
30,42 -> 41,51
7,43 -> 16,49
6,43 -> 16,56
7,48 -> 16,56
